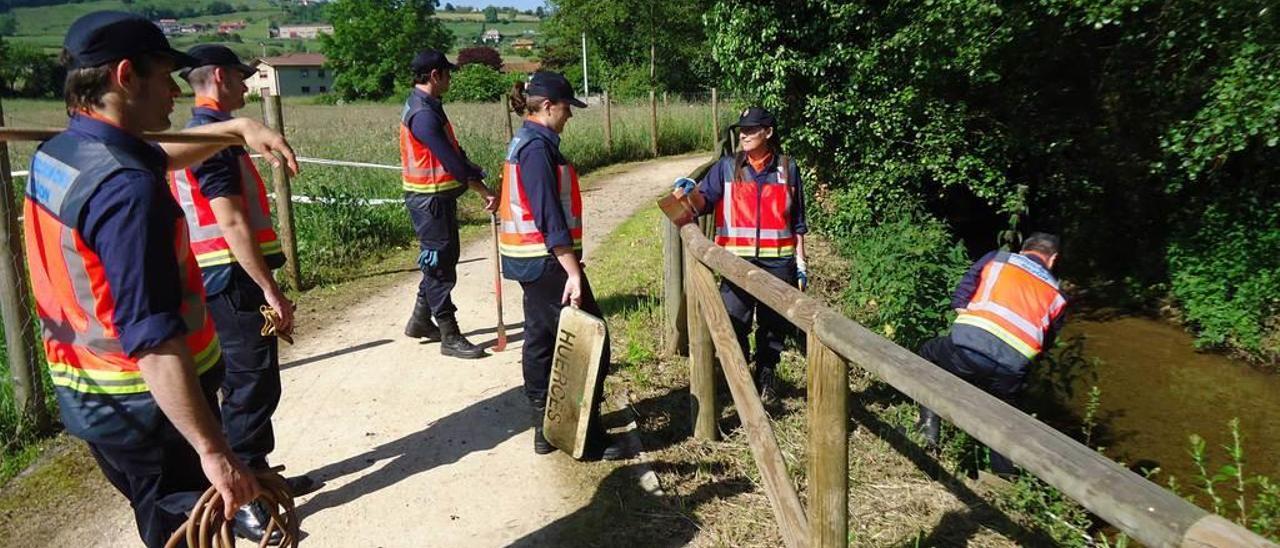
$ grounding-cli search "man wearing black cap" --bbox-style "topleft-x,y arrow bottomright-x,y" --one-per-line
399,49 -> 496,360
170,44 -> 311,543
23,12 -> 297,547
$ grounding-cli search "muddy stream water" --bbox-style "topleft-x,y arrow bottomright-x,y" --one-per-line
1058,317 -> 1280,486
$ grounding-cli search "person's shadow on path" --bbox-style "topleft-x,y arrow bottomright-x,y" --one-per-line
295,386 -> 527,519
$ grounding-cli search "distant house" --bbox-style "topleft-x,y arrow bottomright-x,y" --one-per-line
482,29 -> 502,44
157,19 -> 180,35
512,38 -> 535,51
501,61 -> 542,74
250,53 -> 333,97
271,24 -> 335,39
218,21 -> 247,34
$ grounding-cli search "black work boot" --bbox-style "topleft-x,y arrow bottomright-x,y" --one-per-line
915,405 -> 941,450
232,500 -> 283,545
754,366 -> 779,406
586,423 -> 633,461
531,403 -> 555,455
438,317 -> 487,359
404,295 -> 441,340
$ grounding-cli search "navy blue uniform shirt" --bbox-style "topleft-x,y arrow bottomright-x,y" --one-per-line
503,120 -> 575,282
185,106 -> 243,295
951,251 -> 1067,350
68,115 -> 188,357
405,88 -> 482,206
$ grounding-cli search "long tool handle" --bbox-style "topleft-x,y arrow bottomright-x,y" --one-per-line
491,213 -> 507,352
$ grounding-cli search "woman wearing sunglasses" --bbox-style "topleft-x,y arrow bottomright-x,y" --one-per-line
674,107 -> 809,403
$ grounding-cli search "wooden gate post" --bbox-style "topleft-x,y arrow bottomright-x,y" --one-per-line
263,94 -> 301,290
807,331 -> 848,548
603,90 -> 612,154
502,98 -> 513,142
711,88 -> 720,153
0,97 -> 50,434
649,90 -> 659,157
685,247 -> 716,441
663,220 -> 688,356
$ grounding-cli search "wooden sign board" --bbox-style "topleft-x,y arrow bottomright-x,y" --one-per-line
543,307 -> 608,459
657,186 -> 705,227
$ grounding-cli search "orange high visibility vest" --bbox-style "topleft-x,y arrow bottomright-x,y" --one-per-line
498,126 -> 583,258
400,95 -> 466,194
713,155 -> 797,258
168,152 -> 283,270
953,252 -> 1066,360
24,135 -> 221,440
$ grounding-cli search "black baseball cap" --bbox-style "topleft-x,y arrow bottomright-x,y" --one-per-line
729,107 -> 776,129
410,50 -> 457,75
526,71 -> 587,108
63,11 -> 197,70
180,44 -> 256,80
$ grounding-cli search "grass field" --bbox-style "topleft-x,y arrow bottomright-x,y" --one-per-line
0,95 -> 735,482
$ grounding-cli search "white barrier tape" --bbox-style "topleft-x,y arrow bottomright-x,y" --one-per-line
249,154 -> 400,171
274,194 -> 401,206
12,170 -> 28,178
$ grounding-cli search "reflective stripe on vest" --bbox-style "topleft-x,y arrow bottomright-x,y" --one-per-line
498,127 -> 583,258
953,252 -> 1066,359
169,153 -> 283,269
714,155 -> 796,258
24,138 -> 221,401
400,97 -> 465,194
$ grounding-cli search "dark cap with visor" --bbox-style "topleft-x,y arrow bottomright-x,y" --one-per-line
63,11 -> 197,70
525,71 -> 587,108
729,106 -> 776,129
180,44 -> 256,80
411,50 -> 457,75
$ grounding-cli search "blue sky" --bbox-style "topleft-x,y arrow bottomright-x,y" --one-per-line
447,0 -> 548,10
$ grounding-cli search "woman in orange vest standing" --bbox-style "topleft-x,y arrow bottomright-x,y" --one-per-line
675,107 -> 810,404
499,72 -> 629,460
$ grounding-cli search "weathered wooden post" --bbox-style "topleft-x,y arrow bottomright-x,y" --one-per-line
662,91 -> 668,108
649,89 -> 659,157
711,87 -> 720,151
807,331 -> 848,548
603,90 -> 612,154
685,247 -> 716,441
0,97 -> 50,434
502,97 -> 513,142
663,219 -> 687,357
263,94 -> 301,290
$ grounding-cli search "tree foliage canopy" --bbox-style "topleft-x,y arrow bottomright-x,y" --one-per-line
321,0 -> 452,100
709,0 -> 1280,360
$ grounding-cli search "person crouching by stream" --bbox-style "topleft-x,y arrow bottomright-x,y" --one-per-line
913,233 -> 1067,478
498,72 -> 631,460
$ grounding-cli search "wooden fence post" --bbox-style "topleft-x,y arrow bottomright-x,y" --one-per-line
603,90 -> 612,154
502,98 -> 513,142
663,220 -> 688,357
711,87 -> 720,152
649,89 -> 659,157
662,91 -> 668,108
686,247 -> 716,441
807,332 -> 848,548
0,97 -> 50,435
264,94 -> 301,291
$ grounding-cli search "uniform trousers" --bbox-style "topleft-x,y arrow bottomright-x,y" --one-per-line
407,193 -> 461,321
207,268 -> 281,470
720,257 -> 798,373
518,258 -> 610,407
87,370 -> 223,548
918,335 -> 1026,473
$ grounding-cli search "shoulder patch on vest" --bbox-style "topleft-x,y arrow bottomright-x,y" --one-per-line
28,151 -> 78,210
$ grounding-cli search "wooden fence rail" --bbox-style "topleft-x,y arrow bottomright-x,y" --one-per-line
661,177 -> 1277,547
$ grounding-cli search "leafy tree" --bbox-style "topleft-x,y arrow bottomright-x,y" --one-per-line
457,46 -> 502,70
206,1 -> 235,16
0,41 -> 62,98
543,0 -> 713,93
535,6 -> 545,18
0,13 -> 16,37
444,3 -> 454,11
445,63 -> 507,102
483,6 -> 499,23
321,0 -> 452,100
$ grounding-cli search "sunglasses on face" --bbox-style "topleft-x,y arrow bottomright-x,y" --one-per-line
738,126 -> 767,136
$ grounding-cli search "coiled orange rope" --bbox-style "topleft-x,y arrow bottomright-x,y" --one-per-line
163,469 -> 299,548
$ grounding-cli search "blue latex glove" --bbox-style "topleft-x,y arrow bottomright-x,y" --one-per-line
672,177 -> 696,194
417,249 -> 439,270
797,267 -> 809,292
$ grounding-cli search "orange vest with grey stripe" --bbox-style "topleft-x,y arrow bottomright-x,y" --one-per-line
400,95 -> 466,194
498,126 -> 583,258
168,151 -> 284,276
23,134 -> 221,444
951,252 -> 1066,369
713,155 -> 797,258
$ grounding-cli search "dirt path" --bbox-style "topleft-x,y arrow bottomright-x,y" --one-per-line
36,153 -> 709,547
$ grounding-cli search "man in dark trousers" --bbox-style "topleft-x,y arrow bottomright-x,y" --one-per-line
399,49 -> 497,359
914,233 -> 1067,477
170,44 -> 316,543
23,12 -> 297,547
